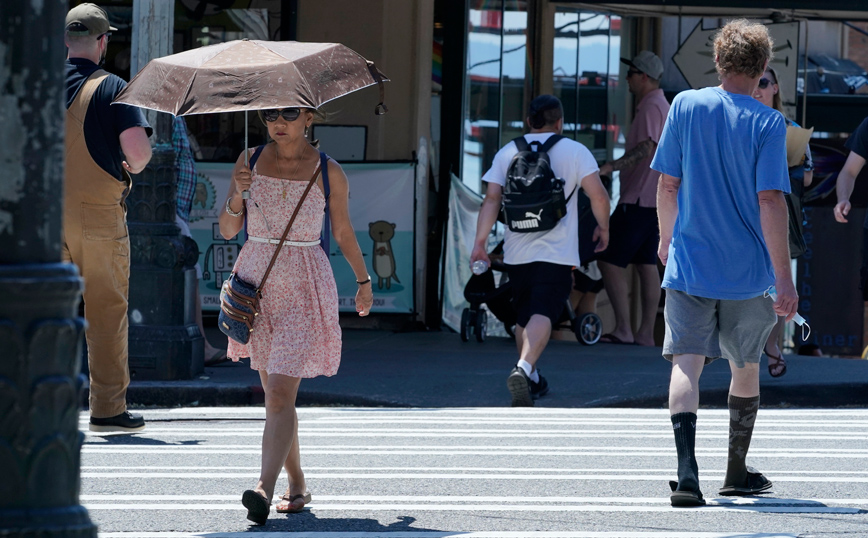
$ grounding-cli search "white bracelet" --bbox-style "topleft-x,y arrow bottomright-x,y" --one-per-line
225,197 -> 243,217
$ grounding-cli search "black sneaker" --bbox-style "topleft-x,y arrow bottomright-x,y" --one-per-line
89,411 -> 146,433
507,366 -> 534,407
529,371 -> 549,400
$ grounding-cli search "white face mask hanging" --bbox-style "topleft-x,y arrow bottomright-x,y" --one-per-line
764,286 -> 811,341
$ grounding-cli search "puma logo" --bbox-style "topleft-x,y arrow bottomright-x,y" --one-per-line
525,209 -> 543,221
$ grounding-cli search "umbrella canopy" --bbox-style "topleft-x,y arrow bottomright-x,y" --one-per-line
114,40 -> 388,116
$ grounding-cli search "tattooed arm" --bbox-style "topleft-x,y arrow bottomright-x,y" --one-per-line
599,138 -> 657,177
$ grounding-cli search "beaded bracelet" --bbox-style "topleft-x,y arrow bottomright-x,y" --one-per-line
225,197 -> 244,217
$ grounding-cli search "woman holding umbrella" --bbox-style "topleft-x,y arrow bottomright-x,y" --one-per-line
219,106 -> 373,524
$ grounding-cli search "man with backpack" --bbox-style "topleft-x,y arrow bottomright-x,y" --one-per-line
470,95 -> 611,407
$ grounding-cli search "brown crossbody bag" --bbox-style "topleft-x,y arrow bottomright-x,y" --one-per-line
219,160 -> 322,344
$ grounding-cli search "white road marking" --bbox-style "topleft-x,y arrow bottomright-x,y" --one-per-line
82,440 -> 868,459
99,531 -> 798,538
78,466 -> 868,475
79,494 -> 868,505
82,428 -> 868,440
78,472 -> 868,483
82,502 -> 860,513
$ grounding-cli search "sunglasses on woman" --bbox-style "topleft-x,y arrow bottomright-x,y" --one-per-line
758,77 -> 774,89
262,108 -> 301,122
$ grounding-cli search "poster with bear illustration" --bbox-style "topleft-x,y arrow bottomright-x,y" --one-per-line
331,162 -> 415,313
188,161 -> 415,314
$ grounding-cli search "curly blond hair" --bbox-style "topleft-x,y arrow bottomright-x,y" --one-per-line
713,19 -> 773,79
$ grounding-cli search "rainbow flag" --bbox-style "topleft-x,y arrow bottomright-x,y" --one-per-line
433,40 -> 443,85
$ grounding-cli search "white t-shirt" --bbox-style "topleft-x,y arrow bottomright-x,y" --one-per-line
482,133 -> 599,267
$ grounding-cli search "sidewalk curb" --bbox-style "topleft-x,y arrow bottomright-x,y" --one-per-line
115,382 -> 867,409
120,385 -> 406,409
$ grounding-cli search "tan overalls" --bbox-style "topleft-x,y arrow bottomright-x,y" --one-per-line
63,70 -> 132,419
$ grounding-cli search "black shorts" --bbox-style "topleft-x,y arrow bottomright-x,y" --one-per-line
573,267 -> 604,294
506,262 -> 572,327
598,203 -> 659,267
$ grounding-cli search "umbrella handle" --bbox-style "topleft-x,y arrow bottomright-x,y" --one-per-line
242,110 -> 250,199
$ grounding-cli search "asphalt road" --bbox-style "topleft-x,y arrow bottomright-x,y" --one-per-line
81,406 -> 868,537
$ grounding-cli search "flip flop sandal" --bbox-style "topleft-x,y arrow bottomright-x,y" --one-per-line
276,491 -> 311,513
599,333 -> 638,345
204,350 -> 229,366
241,489 -> 271,525
669,480 -> 706,507
719,468 -> 773,496
766,351 -> 787,378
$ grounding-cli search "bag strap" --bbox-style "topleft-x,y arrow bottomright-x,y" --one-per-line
248,145 -> 266,171
319,152 -> 331,255
255,159 -> 323,295
540,134 -> 564,153
512,136 -> 529,152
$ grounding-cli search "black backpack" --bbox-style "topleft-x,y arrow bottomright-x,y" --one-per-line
502,135 -> 574,233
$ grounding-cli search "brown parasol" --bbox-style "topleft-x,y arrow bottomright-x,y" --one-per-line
114,39 -> 389,116
114,39 -> 388,197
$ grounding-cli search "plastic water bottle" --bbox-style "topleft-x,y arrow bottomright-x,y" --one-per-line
471,260 -> 489,275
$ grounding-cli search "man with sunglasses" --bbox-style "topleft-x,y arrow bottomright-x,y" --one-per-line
64,3 -> 152,432
597,51 -> 669,346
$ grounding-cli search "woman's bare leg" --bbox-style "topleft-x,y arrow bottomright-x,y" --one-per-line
275,419 -> 306,510
251,372 -> 302,502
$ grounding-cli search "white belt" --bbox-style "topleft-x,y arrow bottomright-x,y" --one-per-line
248,236 -> 320,247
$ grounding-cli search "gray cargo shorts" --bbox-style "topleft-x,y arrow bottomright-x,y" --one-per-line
662,289 -> 776,368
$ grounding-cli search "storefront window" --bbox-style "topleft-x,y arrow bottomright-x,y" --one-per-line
552,8 -> 621,164
464,1 -> 504,192
174,2 -> 281,162
500,2 -> 530,148
553,11 -> 580,140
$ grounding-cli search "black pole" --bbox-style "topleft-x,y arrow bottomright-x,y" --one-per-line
428,0 -> 468,328
0,1 -> 96,536
281,0 -> 298,41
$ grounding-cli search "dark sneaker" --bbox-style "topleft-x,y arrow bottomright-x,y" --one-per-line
89,411 -> 146,433
529,371 -> 549,400
507,366 -> 534,407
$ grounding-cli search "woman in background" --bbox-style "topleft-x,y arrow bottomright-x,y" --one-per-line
753,65 -> 813,377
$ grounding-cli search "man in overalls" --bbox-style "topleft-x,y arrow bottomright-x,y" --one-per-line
64,3 -> 152,432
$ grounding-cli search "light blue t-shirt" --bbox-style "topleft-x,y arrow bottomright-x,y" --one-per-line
650,87 -> 790,300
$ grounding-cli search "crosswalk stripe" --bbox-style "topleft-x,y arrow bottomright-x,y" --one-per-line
99,531 -> 798,538
78,494 -> 868,505
78,466 -> 868,475
82,502 -> 861,513
82,429 -> 868,440
82,440 -> 868,459
77,471 -> 868,482
79,418 -> 868,426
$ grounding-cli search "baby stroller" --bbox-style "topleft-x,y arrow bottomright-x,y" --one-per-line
460,190 -> 603,345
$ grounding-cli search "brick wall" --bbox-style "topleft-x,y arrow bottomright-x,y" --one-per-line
848,22 -> 868,93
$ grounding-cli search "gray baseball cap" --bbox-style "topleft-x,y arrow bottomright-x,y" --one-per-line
66,3 -> 117,36
621,51 -> 664,80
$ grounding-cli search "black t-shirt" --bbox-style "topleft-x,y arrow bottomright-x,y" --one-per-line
65,58 -> 152,181
844,116 -> 868,228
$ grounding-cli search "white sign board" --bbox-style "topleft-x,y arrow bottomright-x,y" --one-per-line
673,21 -> 799,118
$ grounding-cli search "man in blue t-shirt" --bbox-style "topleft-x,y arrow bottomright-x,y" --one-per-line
833,116 -> 868,300
64,3 -> 152,433
650,20 -> 798,507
